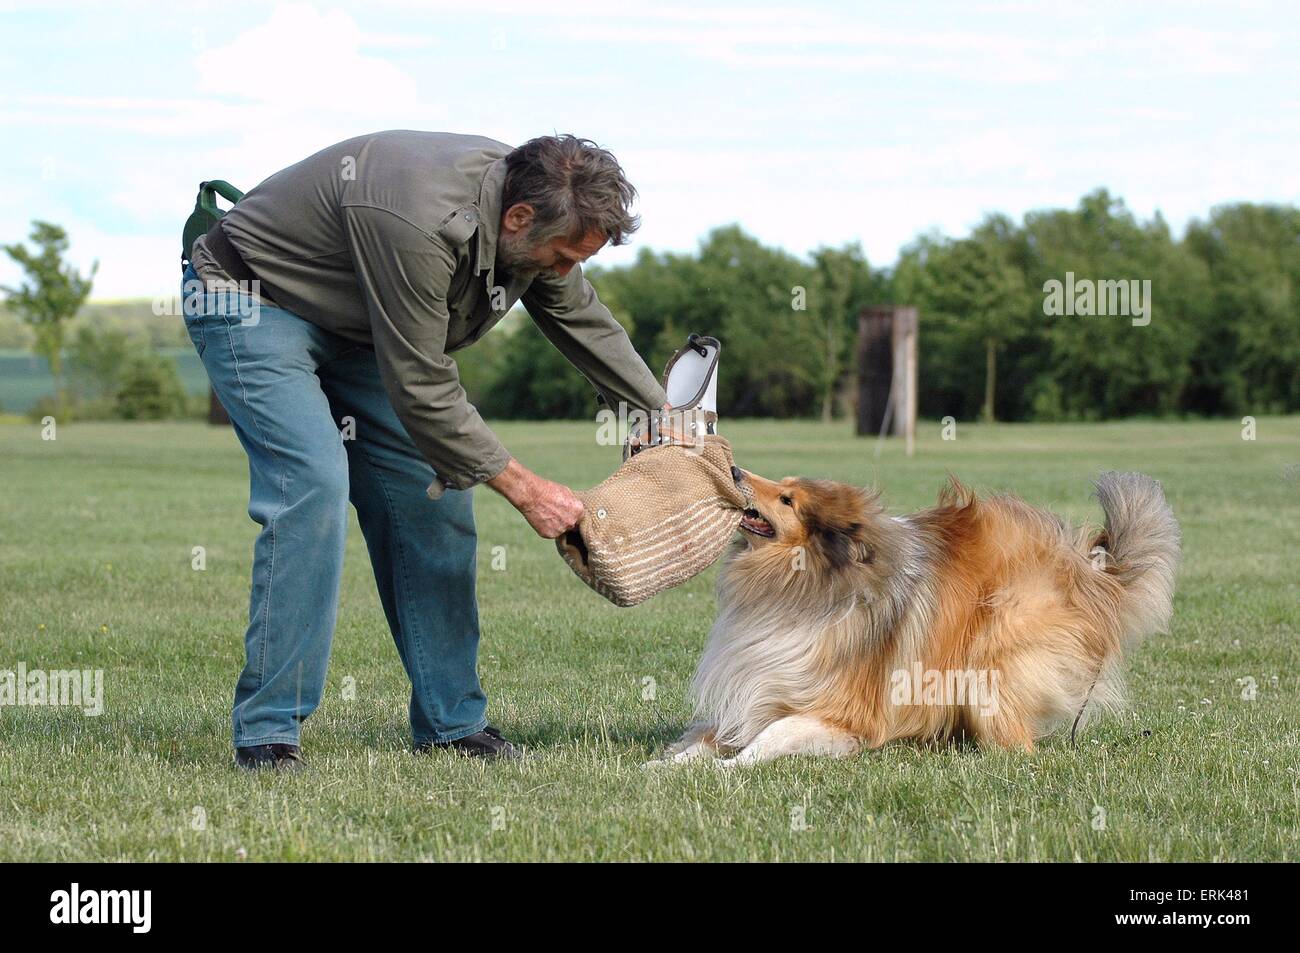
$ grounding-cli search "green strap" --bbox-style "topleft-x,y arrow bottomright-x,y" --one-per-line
182,179 -> 245,266
198,180 -> 244,217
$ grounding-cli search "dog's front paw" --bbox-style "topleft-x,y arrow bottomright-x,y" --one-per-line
714,748 -> 761,768
670,742 -> 721,764
714,753 -> 756,768
643,742 -> 722,768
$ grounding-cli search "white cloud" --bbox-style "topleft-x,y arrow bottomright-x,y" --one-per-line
194,3 -> 423,112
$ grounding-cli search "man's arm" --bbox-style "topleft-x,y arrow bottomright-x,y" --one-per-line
521,264 -> 668,416
343,206 -> 580,537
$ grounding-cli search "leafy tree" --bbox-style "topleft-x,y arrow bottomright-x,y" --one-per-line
479,286 -> 642,421
693,226 -> 818,417
2,221 -> 97,416
801,244 -> 875,421
67,325 -> 132,401
1022,191 -> 1204,420
114,353 -> 187,420
1184,203 -> 1300,414
897,224 -> 1032,422
594,226 -> 826,417
590,247 -> 714,370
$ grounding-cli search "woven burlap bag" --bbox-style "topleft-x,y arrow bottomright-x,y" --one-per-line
556,435 -> 749,607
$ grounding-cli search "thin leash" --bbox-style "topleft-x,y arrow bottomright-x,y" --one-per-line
1072,540 -> 1114,747
1070,671 -> 1101,748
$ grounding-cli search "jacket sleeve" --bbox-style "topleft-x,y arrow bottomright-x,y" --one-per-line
521,264 -> 667,415
343,205 -> 512,497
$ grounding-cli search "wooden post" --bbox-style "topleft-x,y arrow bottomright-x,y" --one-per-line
855,307 -> 894,436
892,307 -> 918,456
856,306 -> 918,452
208,387 -> 230,425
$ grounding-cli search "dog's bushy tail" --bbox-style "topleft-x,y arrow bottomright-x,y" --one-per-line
1093,471 -> 1181,647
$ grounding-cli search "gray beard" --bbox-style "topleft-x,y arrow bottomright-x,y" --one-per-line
495,232 -> 543,282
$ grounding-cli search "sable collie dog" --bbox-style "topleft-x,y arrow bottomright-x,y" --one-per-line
656,470 -> 1180,766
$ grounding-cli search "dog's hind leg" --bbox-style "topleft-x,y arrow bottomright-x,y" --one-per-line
973,711 -> 1035,752
717,715 -> 861,767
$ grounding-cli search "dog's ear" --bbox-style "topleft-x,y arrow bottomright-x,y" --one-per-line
810,524 -> 876,569
800,482 -> 877,570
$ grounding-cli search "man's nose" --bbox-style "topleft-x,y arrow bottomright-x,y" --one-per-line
554,262 -> 574,277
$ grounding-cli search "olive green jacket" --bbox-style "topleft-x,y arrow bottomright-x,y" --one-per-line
191,130 -> 666,496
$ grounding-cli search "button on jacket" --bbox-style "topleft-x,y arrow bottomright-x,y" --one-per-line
191,130 -> 667,495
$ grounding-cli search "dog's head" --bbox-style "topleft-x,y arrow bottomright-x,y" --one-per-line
730,466 -> 883,571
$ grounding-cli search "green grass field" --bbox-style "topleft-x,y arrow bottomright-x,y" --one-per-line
1,417 -> 1297,861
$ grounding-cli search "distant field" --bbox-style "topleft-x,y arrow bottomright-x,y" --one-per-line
0,417 -> 1297,861
0,349 -> 208,415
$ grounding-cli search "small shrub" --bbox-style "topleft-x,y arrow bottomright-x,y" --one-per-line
114,354 -> 187,420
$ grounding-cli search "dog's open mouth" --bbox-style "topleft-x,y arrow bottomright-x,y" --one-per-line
739,508 -> 775,538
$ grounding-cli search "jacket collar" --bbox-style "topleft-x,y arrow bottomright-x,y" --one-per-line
474,157 -> 508,286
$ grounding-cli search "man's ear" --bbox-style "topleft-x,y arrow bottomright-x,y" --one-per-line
501,202 -> 535,236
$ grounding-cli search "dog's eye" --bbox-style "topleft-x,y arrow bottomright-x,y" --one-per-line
780,495 -> 793,507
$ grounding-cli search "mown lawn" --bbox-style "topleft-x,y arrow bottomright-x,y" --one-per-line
0,416 -> 1296,861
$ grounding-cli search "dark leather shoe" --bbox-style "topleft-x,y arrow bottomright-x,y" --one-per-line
416,726 -> 521,761
234,743 -> 305,771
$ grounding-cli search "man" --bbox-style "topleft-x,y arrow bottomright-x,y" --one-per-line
181,132 -> 667,768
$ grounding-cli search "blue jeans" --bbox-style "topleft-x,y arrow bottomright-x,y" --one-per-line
181,264 -> 487,748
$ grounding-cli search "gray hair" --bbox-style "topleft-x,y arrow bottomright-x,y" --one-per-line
502,134 -> 640,246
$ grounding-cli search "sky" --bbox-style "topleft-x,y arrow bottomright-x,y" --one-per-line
1,0 -> 1297,299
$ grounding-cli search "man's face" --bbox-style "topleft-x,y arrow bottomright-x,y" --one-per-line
497,203 -> 607,281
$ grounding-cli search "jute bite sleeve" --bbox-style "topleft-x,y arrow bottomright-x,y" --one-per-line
555,435 -> 750,607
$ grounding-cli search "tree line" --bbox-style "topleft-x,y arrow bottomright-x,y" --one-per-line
5,189 -> 1298,423
464,189 -> 1299,422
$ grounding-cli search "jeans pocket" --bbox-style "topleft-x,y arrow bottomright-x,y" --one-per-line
181,289 -> 208,358
183,313 -> 207,358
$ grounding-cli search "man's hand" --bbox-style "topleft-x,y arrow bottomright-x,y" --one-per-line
487,458 -> 584,539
